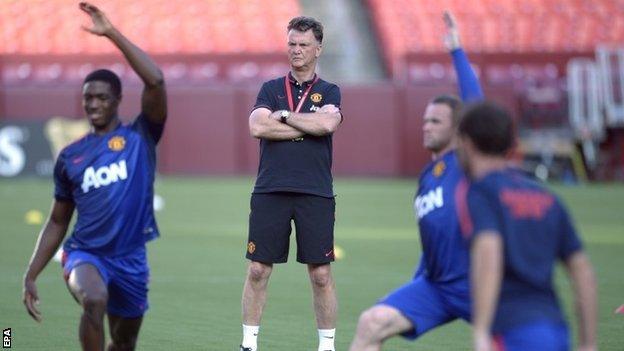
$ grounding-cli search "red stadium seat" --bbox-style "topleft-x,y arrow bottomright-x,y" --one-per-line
0,0 -> 300,54
367,0 -> 624,75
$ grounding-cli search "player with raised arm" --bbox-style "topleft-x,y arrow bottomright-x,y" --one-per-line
350,11 -> 483,350
22,3 -> 166,350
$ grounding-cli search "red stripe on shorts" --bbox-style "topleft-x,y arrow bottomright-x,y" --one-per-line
493,334 -> 506,351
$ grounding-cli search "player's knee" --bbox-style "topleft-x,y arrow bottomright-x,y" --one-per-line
71,275 -> 108,307
310,272 -> 332,289
309,265 -> 333,288
81,293 -> 107,324
247,262 -> 271,282
82,294 -> 107,312
357,307 -> 390,335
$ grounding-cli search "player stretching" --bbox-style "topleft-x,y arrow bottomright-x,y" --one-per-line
350,12 -> 483,350
457,102 -> 597,351
23,3 -> 167,350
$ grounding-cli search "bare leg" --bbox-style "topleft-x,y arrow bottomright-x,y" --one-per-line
107,314 -> 143,351
349,305 -> 413,351
67,264 -> 108,351
242,261 -> 273,325
307,263 -> 337,329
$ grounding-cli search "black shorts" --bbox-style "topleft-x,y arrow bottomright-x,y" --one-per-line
246,192 -> 335,264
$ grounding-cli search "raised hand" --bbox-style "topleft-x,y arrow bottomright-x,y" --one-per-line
79,2 -> 114,36
23,277 -> 42,322
443,11 -> 461,51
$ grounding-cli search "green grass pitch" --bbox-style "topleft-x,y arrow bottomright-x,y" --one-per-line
1,177 -> 622,350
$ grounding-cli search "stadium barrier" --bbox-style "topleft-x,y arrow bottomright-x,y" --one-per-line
3,51 -> 621,179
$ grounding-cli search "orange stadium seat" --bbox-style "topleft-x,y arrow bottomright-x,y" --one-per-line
367,0 -> 624,73
0,0 -> 300,54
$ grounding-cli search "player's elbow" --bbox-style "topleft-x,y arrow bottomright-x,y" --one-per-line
584,267 -> 597,293
249,110 -> 272,138
145,70 -> 165,88
249,122 -> 265,139
577,254 -> 597,286
322,126 -> 336,136
322,115 -> 341,135
249,125 -> 261,138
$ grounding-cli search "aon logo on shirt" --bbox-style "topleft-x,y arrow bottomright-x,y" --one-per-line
415,186 -> 444,219
82,160 -> 128,193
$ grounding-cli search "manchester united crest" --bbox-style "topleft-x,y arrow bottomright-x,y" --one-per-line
433,160 -> 446,177
247,241 -> 256,254
108,136 -> 126,151
310,93 -> 323,103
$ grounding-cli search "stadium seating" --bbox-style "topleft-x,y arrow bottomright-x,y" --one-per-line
0,0 -> 300,54
0,0 -> 299,85
368,0 -> 624,72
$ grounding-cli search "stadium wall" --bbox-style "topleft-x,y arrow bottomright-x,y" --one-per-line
4,53 -> 564,177
0,83 -> 523,177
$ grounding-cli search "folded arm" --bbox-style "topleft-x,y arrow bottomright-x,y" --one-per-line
249,108 -> 305,140
279,104 -> 342,136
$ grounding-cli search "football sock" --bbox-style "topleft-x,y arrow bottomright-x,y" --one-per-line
241,324 -> 259,351
318,328 -> 336,351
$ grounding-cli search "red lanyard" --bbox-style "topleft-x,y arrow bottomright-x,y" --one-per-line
284,75 -> 319,113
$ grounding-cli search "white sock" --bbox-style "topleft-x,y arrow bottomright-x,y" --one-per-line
241,324 -> 259,350
318,328 -> 335,351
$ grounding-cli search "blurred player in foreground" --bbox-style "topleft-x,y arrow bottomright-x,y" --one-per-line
456,102 -> 597,351
350,11 -> 483,350
22,2 -> 167,350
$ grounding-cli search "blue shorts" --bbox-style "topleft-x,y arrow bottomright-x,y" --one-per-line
62,247 -> 150,318
378,275 -> 470,340
494,320 -> 569,351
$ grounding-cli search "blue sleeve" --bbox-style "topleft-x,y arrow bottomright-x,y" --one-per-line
323,84 -> 341,108
412,255 -> 426,279
132,113 -> 165,145
466,185 -> 501,241
323,84 -> 343,121
557,201 -> 583,260
53,152 -> 73,202
451,48 -> 484,103
132,113 -> 161,168
253,82 -> 276,112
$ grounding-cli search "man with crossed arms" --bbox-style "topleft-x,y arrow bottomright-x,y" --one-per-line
240,16 -> 342,351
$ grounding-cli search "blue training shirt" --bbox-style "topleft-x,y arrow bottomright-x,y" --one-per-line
415,151 -> 468,283
413,48 -> 483,283
457,169 -> 583,333
54,114 -> 163,257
